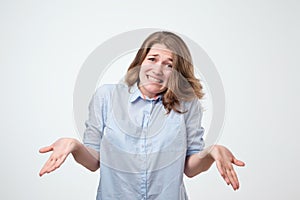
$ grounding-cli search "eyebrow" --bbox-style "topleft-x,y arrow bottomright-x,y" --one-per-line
147,54 -> 173,62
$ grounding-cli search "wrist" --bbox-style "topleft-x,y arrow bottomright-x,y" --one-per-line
208,145 -> 221,160
197,146 -> 214,160
69,138 -> 81,152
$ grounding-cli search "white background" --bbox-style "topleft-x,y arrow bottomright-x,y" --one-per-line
0,0 -> 299,199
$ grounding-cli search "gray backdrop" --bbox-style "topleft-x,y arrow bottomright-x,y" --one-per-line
0,0 -> 299,199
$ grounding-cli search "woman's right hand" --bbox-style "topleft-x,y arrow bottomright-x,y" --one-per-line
39,138 -> 78,177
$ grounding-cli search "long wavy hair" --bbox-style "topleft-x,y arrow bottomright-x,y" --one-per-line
125,31 -> 204,113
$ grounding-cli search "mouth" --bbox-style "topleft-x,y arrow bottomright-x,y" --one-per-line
146,75 -> 163,83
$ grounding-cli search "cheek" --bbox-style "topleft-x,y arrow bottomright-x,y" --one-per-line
164,71 -> 173,81
139,66 -> 145,75
140,64 -> 151,74
139,65 -> 148,81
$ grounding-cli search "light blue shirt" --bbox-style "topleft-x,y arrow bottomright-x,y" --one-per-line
83,83 -> 205,200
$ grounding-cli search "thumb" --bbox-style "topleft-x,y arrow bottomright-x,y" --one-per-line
39,145 -> 53,153
233,158 -> 245,167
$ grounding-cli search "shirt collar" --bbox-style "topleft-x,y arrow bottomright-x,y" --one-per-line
129,82 -> 162,103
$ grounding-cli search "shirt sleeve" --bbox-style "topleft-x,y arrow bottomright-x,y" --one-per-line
184,98 -> 205,156
82,85 -> 108,152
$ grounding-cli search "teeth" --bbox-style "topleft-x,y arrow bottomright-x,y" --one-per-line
147,75 -> 162,83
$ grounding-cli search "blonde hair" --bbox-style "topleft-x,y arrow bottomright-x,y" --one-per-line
125,31 -> 204,113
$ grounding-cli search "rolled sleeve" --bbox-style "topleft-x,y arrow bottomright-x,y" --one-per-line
83,86 -> 108,152
184,98 -> 205,156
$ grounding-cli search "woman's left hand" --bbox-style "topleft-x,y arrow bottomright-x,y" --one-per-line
210,145 -> 245,190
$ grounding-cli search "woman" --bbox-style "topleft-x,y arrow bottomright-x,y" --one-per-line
39,31 -> 245,200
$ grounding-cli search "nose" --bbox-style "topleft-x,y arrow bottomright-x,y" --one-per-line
152,63 -> 163,76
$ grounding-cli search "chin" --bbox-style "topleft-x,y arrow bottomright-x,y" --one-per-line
144,85 -> 164,96
146,85 -> 166,94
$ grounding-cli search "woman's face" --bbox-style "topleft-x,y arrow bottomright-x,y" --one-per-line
138,44 -> 174,98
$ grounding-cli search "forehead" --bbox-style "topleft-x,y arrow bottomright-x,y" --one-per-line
147,44 -> 173,59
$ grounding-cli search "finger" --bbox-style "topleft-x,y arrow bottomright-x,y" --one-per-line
215,160 -> 225,178
39,155 -> 56,176
216,161 -> 231,185
40,153 -> 68,176
39,153 -> 60,175
39,161 -> 53,176
233,158 -> 245,167
46,158 -> 60,173
223,170 -> 231,185
39,169 -> 46,177
230,168 -> 239,185
229,168 -> 240,190
39,146 -> 53,153
226,168 -> 239,190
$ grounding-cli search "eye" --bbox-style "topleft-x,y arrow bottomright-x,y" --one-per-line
166,64 -> 173,68
147,57 -> 155,61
